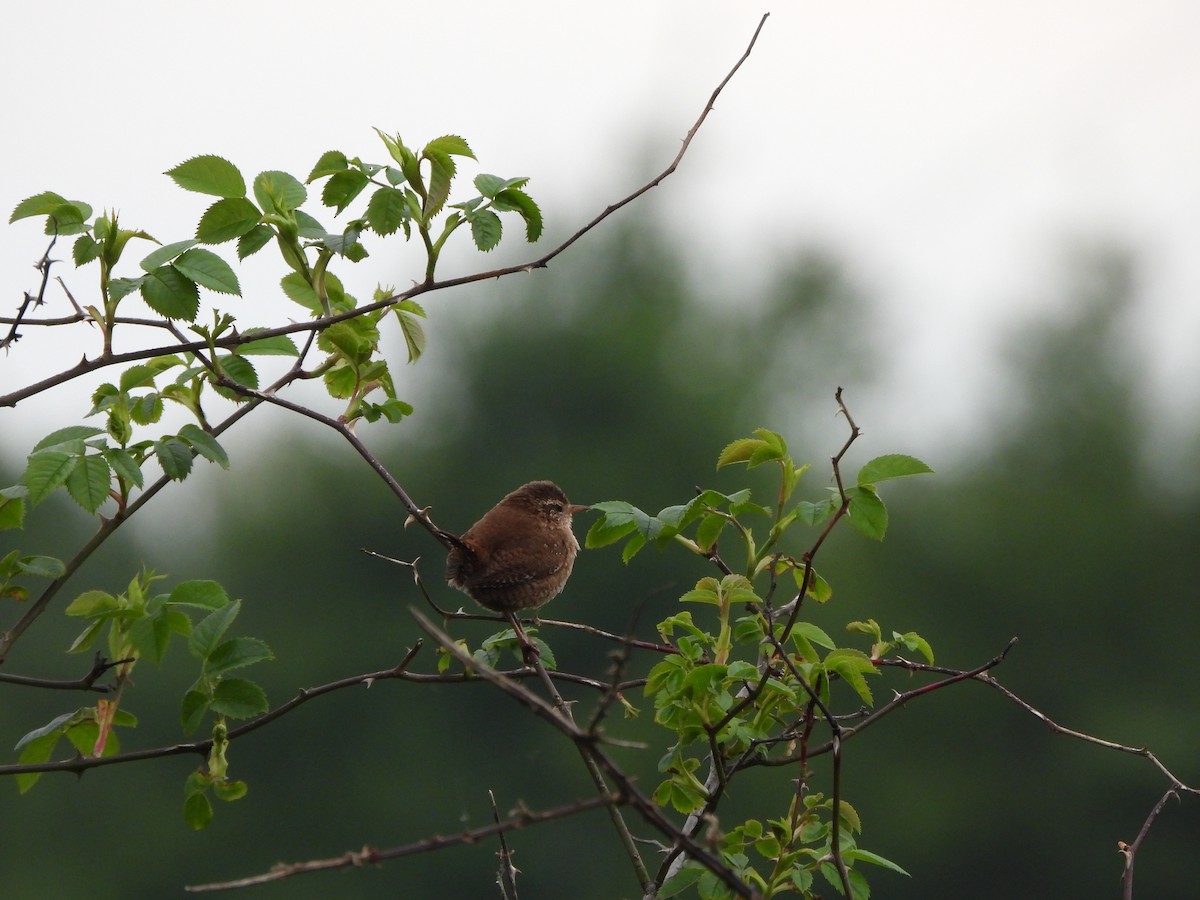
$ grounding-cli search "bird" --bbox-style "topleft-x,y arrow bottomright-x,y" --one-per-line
444,480 -> 588,615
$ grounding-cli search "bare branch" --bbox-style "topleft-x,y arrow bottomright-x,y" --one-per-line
184,792 -> 623,893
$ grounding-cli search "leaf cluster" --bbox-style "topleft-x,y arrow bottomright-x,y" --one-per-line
589,429 -> 933,898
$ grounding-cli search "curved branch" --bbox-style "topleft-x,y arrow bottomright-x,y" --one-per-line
1,13 -> 769,409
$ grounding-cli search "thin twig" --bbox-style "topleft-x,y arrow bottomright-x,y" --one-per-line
184,792 -> 622,892
1,14 -> 770,409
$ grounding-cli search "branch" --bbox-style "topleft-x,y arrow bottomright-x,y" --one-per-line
1,13 -> 770,409
0,652 -> 131,692
184,792 -> 623,892
1,235 -> 57,352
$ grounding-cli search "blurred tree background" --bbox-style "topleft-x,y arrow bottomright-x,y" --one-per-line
2,218 -> 1198,899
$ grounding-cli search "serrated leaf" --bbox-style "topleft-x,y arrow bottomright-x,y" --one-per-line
10,191 -> 68,223
846,486 -> 888,540
173,248 -> 240,295
494,188 -> 542,242
842,847 -> 911,876
42,201 -> 92,235
857,453 -> 934,485
166,156 -> 246,198
16,555 -> 65,579
236,224 -> 273,259
65,454 -> 111,513
177,424 -> 229,469
210,677 -> 268,719
32,426 -> 104,452
321,169 -> 369,214
154,437 -> 193,480
424,151 -> 455,218
190,599 -> 241,660
108,277 -> 143,301
306,150 -> 348,182
139,239 -> 198,272
196,198 -> 261,244
104,447 -> 144,488
280,271 -> 321,313
141,265 -> 200,320
238,332 -> 298,356
128,609 -> 172,664
469,209 -> 502,251
204,636 -> 273,677
170,579 -> 229,610
252,170 -> 306,214
21,450 -> 76,506
366,186 -> 409,236
423,134 -> 475,160
73,234 -> 101,266
213,354 -> 258,393
181,688 -> 210,734
824,648 -> 878,705
394,299 -> 426,363
65,589 -> 118,616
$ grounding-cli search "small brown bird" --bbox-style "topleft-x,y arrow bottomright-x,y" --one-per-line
444,481 -> 588,614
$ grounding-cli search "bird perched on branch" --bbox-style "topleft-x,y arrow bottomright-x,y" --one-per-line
444,480 -> 588,615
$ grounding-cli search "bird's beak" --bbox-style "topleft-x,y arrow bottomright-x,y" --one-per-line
568,504 -> 590,515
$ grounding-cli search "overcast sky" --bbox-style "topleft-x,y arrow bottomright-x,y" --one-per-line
3,2 -> 1198,471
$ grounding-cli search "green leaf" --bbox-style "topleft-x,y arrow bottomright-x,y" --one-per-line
196,198 -> 261,244
321,169 -> 369,214
178,424 -> 230,469
104,447 -> 144,488
468,209 -> 502,251
584,501 -> 641,549
21,450 -> 76,506
73,234 -> 102,266
793,621 -> 837,650
824,648 -> 878,705
10,191 -> 68,223
108,277 -> 143,302
423,134 -> 475,160
236,224 -> 273,259
204,636 -> 273,677
154,437 -> 193,480
238,332 -> 299,356
42,201 -> 92,235
167,156 -> 246,198
857,453 -> 934,485
213,779 -> 249,802
366,186 -> 409,236
173,248 -> 240,295
716,428 -> 790,469
846,486 -> 888,540
842,847 -> 911,876
210,678 -> 268,719
170,579 -> 229,610
280,272 -> 322,313
253,170 -> 306,214
394,299 -> 426,363
213,354 -> 259,396
190,599 -> 241,658
0,487 -> 26,530
65,589 -> 119,616
494,188 -> 543,242
181,688 -> 210,734
65,454 -> 111,513
141,265 -> 200,320
306,150 -> 348,182
183,791 -> 214,830
128,608 -> 173,663
33,425 -> 105,452
139,239 -> 198,272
